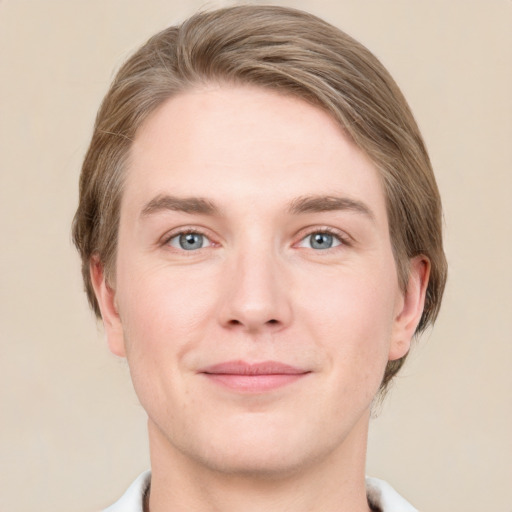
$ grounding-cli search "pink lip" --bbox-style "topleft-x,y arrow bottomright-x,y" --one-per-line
200,360 -> 310,393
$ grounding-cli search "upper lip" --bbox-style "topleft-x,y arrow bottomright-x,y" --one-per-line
200,360 -> 308,375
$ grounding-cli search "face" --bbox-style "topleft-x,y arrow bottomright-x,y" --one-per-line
93,85 -> 427,477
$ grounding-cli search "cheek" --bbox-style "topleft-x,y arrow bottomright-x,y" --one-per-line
298,263 -> 398,368
115,261 -> 218,356
113,263 -> 217,412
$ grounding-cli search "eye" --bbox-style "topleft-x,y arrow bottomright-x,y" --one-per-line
167,232 -> 212,251
299,231 -> 343,250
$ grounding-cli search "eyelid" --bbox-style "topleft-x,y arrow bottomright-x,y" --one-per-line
160,226 -> 217,249
294,226 -> 353,248
158,225 -> 352,250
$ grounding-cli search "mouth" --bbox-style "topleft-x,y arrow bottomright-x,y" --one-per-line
199,360 -> 311,393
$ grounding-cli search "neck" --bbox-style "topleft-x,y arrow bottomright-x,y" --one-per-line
146,412 -> 372,512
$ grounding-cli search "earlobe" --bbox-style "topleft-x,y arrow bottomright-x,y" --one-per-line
90,256 -> 126,358
388,256 -> 431,361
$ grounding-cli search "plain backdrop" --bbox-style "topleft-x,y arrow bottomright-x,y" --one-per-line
1,1 -> 511,511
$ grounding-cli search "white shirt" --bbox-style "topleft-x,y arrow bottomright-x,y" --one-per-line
103,471 -> 418,512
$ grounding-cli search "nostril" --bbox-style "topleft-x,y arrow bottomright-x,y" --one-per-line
226,318 -> 279,328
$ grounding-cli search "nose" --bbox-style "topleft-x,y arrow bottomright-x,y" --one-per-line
217,245 -> 293,333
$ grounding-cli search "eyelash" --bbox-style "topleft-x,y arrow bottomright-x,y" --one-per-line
296,226 -> 351,249
161,226 -> 351,252
162,227 -> 215,250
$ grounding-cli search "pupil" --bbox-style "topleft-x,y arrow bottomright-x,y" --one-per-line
311,233 -> 332,249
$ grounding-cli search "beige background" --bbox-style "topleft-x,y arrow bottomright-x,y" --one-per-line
1,0 -> 511,510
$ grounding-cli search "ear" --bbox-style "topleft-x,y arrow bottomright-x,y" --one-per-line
388,255 -> 431,361
90,256 -> 126,357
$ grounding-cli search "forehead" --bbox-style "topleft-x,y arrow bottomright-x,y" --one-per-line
123,85 -> 387,224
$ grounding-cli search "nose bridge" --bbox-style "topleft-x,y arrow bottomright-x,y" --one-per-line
219,232 -> 291,331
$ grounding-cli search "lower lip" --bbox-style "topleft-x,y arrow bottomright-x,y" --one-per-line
203,373 -> 308,392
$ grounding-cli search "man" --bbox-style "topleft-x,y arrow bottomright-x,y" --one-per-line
73,6 -> 447,511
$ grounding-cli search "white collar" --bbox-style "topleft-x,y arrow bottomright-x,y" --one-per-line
103,471 -> 418,512
366,476 -> 418,511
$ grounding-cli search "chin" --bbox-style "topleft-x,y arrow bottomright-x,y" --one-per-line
175,414 -> 346,480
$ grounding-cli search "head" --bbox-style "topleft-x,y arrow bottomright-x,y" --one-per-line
73,5 -> 446,396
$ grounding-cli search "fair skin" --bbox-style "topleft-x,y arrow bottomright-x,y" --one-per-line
92,85 -> 429,512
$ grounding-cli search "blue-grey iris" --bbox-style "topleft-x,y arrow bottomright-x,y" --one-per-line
179,233 -> 204,250
310,233 -> 334,250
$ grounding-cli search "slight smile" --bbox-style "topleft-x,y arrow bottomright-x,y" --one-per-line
200,360 -> 311,393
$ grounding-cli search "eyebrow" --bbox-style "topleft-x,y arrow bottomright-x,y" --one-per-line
140,193 -> 374,221
141,195 -> 219,217
287,195 -> 375,221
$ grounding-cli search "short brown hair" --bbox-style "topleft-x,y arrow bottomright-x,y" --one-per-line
72,5 -> 447,391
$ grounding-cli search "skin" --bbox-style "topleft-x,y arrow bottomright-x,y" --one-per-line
91,85 -> 429,512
